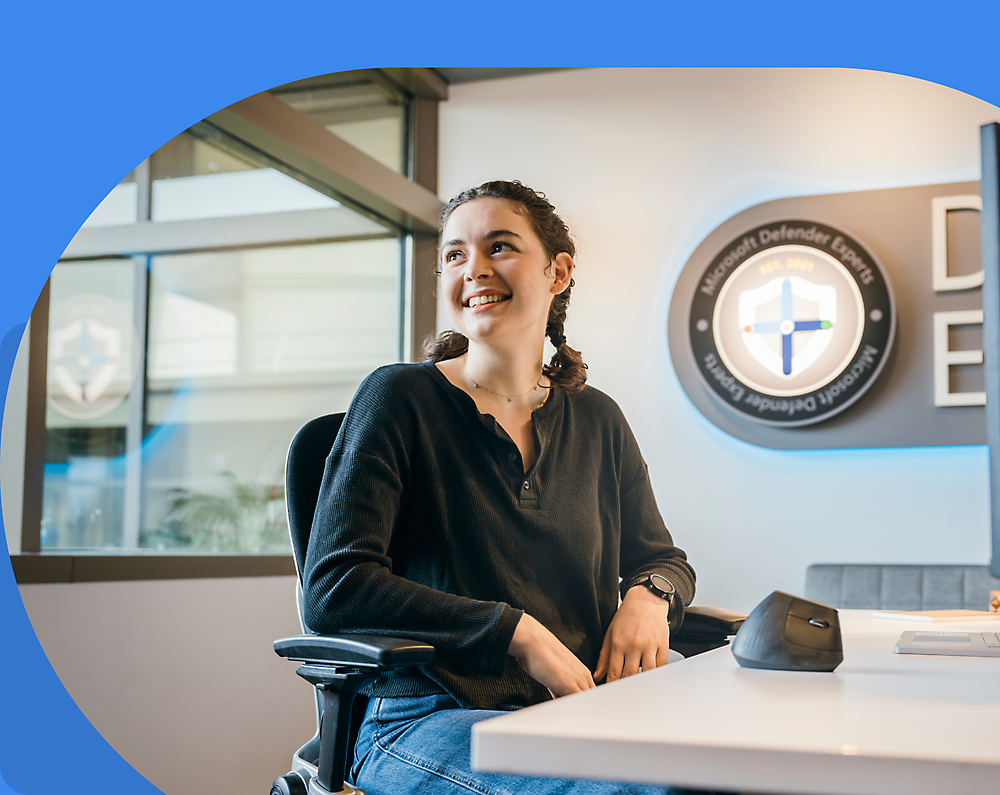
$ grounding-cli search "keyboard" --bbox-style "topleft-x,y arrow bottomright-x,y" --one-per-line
894,631 -> 1000,658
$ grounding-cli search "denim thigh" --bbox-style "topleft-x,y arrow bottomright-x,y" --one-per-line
350,693 -> 691,795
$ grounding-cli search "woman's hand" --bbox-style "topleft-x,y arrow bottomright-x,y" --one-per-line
593,585 -> 671,683
509,613 -> 597,698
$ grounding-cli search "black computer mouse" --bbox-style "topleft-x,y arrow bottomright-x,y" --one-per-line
731,590 -> 843,672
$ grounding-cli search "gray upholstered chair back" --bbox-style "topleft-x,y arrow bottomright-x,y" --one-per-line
805,564 -> 1000,611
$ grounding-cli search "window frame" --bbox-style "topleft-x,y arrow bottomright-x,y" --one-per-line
11,69 -> 445,583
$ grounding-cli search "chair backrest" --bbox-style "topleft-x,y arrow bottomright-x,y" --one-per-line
286,412 -> 346,581
805,563 -> 1000,611
285,413 -> 348,732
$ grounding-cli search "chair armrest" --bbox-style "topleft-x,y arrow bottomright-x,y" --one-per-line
681,605 -> 747,636
274,634 -> 435,668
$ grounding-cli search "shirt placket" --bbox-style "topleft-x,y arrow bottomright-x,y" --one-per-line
486,416 -> 542,510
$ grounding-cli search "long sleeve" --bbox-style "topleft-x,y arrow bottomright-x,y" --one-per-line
618,466 -> 696,630
299,361 -> 698,709
612,413 -> 696,631
302,367 -> 522,679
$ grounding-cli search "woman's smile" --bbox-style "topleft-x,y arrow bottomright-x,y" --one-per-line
464,292 -> 511,309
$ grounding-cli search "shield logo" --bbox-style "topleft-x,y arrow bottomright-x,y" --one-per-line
739,276 -> 836,378
690,225 -> 891,426
49,318 -> 123,406
47,292 -> 140,420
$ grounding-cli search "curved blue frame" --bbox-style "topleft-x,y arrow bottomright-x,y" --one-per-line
2,2 -> 1000,793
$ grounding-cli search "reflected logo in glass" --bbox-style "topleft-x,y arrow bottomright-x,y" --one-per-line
47,293 -> 140,420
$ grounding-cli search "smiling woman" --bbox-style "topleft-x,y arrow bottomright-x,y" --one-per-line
302,179 -> 700,795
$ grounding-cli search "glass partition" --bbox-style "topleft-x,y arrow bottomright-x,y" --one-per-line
140,238 -> 400,551
42,115 -> 406,553
42,259 -> 140,549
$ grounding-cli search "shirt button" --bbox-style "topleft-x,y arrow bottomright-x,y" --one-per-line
523,481 -> 530,490
508,452 -> 518,462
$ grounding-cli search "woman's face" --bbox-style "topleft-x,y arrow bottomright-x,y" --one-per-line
439,198 -> 573,347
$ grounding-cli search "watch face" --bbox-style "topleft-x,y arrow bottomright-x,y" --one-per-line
649,574 -> 674,598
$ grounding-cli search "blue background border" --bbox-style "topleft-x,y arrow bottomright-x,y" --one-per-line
3,1 -> 1000,792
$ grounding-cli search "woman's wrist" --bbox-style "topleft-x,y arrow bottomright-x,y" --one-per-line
625,584 -> 673,620
509,612 -> 537,659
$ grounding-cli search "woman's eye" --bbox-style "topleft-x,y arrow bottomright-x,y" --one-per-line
491,241 -> 513,254
445,250 -> 462,263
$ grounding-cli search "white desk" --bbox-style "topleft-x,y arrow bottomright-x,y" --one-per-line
472,611 -> 1000,795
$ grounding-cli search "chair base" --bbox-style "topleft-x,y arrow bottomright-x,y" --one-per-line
271,772 -> 308,795
272,739 -> 366,795
308,778 -> 361,795
272,768 -> 364,795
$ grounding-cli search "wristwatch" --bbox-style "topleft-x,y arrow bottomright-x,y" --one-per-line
638,573 -> 676,605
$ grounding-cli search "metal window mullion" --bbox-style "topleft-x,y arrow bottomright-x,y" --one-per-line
400,92 -> 412,184
21,279 -> 50,552
61,207 -> 391,260
121,256 -> 149,549
409,235 -> 439,362
407,93 -> 440,360
134,158 -> 152,223
980,122 -> 1000,579
401,235 -> 413,362
117,160 -> 152,549
409,96 -> 438,196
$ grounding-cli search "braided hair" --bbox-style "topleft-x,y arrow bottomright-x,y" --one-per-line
423,180 -> 588,393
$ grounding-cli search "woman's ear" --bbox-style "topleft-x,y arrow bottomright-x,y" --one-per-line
550,252 -> 574,295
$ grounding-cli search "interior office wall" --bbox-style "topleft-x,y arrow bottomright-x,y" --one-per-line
17,576 -> 312,795
438,68 -> 1000,613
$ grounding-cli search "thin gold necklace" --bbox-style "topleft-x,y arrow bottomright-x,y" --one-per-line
465,364 -> 542,403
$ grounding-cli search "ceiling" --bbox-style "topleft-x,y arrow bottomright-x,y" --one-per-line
431,68 -> 569,84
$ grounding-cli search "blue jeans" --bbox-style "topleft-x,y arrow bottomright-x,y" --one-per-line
350,694 -> 723,795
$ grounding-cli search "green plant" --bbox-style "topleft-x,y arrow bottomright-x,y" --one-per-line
141,472 -> 289,551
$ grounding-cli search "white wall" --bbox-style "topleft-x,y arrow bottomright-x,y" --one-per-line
439,68 -> 1000,613
18,576 -> 314,795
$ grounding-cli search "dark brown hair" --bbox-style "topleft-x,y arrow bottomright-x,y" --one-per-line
423,180 -> 588,393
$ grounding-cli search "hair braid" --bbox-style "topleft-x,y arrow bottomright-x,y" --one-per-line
541,280 -> 587,392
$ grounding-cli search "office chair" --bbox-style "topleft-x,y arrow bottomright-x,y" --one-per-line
271,412 -> 745,795
805,563 -> 1000,611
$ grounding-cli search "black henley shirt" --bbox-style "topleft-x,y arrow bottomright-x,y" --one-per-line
303,361 -> 696,710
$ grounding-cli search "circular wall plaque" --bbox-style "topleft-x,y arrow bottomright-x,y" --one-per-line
689,221 -> 895,426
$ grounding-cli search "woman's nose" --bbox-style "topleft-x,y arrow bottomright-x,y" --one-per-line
464,251 -> 493,280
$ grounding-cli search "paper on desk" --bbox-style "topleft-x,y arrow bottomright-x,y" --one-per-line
872,609 -> 1000,622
